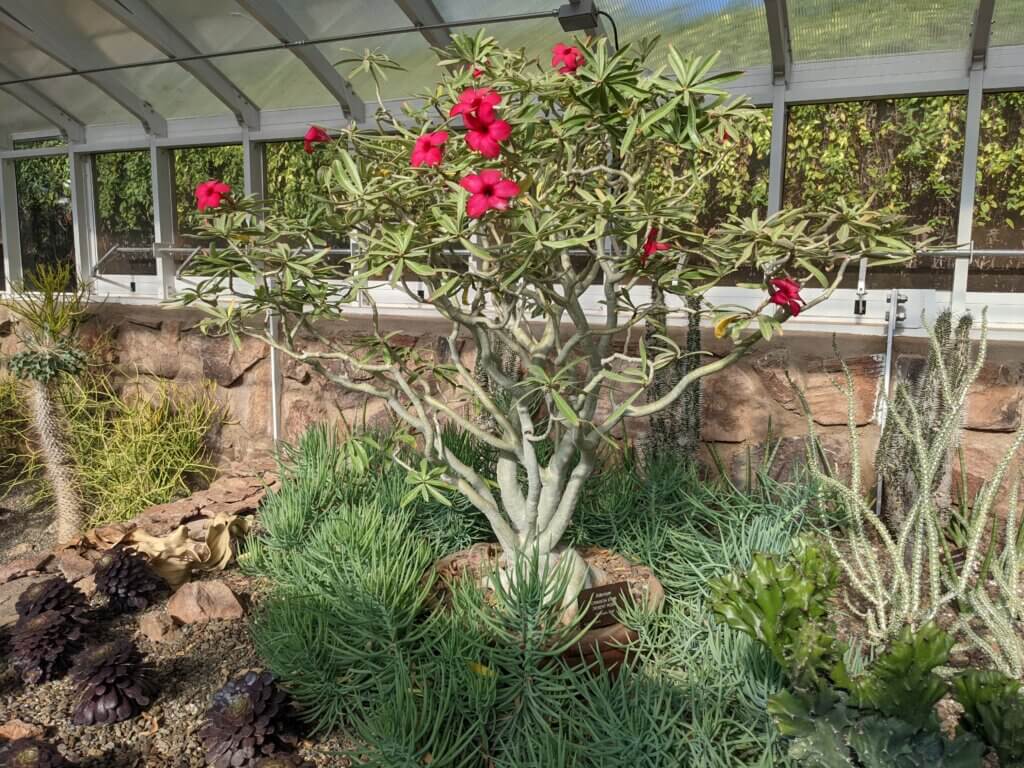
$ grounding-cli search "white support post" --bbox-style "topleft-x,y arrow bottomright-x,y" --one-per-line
0,156 -> 22,289
68,149 -> 97,285
243,134 -> 281,443
767,84 -> 787,216
150,143 -> 176,299
953,64 -> 985,313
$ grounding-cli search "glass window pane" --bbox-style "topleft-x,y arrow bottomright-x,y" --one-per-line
696,107 -> 772,230
592,0 -> 771,70
789,0 -> 975,61
992,0 -> 1024,47
173,145 -> 244,245
785,96 -> 965,290
968,91 -> 1024,292
149,0 -> 333,111
93,150 -> 155,277
264,140 -> 350,256
15,154 -> 75,279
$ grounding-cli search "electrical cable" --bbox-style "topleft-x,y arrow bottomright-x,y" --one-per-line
597,10 -> 620,50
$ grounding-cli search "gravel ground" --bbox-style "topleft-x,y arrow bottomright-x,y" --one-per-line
0,569 -> 352,767
0,488 -> 55,566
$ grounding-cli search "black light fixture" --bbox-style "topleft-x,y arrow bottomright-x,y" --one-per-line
557,0 -> 600,32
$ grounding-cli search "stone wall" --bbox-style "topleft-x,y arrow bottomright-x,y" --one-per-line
2,303 -> 1021,498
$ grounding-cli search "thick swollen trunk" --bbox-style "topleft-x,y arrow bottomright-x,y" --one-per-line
28,379 -> 83,543
495,449 -> 599,612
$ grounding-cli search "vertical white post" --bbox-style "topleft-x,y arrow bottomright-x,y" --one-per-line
953,64 -> 984,314
68,149 -> 97,285
243,132 -> 280,444
767,84 -> 787,216
0,157 -> 22,289
150,143 -> 176,298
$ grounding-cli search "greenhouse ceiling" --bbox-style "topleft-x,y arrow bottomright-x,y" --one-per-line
0,0 -> 1021,149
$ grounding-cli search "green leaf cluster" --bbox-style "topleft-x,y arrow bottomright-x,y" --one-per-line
712,544 -> 1024,767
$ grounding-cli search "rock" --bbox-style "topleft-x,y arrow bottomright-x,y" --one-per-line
196,335 -> 268,387
802,355 -> 883,427
0,574 -> 53,628
78,574 -> 97,599
0,719 -> 44,741
701,365 -> 771,443
55,550 -> 95,582
166,581 -> 244,624
966,363 -> 1023,432
0,552 -> 53,584
139,611 -> 180,644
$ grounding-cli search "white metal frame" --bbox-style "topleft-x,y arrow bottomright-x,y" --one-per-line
0,0 -> 1022,440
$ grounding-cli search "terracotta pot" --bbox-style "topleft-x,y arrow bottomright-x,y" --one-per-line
432,543 -> 665,670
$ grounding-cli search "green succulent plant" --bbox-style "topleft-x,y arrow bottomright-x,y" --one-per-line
710,539 -> 844,690
953,669 -> 1024,766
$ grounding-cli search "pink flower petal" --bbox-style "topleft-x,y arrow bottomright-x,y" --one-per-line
460,174 -> 485,194
466,194 -> 491,218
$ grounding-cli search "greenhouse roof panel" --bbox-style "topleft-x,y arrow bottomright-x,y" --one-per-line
598,0 -> 772,70
789,0 -> 976,61
992,0 -> 1024,46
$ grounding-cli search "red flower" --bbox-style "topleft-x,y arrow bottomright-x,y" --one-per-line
303,125 -> 330,155
450,88 -> 501,125
552,43 -> 585,75
468,62 -> 486,79
641,228 -> 670,266
465,118 -> 511,159
460,170 -> 520,218
195,180 -> 230,212
768,277 -> 805,315
410,130 -> 449,167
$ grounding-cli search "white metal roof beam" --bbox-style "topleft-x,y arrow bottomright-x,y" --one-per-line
0,64 -> 85,142
93,0 -> 260,129
970,0 -> 996,68
0,0 -> 167,135
763,0 -> 792,85
393,0 -> 452,50
235,0 -> 366,123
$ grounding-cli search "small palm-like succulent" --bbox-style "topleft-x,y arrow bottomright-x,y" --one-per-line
10,610 -> 84,684
0,738 -> 74,767
93,546 -> 166,613
69,639 -> 157,726
199,671 -> 299,768
15,576 -> 89,625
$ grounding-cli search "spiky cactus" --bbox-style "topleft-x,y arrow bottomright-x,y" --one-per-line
0,738 -> 74,767
69,639 -> 157,726
805,311 -> 1024,673
93,545 -> 166,613
876,309 -> 974,533
199,671 -> 299,768
9,609 -> 84,684
1,263 -> 91,543
645,292 -> 703,462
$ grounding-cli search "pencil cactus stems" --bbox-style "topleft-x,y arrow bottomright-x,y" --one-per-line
805,311 -> 1024,671
176,33 -> 919,605
1,263 -> 90,544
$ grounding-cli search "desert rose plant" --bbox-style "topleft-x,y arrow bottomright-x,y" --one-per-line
177,33 -> 919,606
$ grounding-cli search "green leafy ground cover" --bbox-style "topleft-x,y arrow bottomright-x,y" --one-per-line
243,425 -> 817,767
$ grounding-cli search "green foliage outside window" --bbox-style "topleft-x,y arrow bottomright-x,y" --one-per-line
172,145 -> 244,240
9,92 -> 1024,268
785,96 -> 967,242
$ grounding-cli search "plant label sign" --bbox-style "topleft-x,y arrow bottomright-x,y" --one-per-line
577,582 -> 633,628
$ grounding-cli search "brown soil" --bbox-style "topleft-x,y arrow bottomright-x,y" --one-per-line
433,543 -> 665,669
